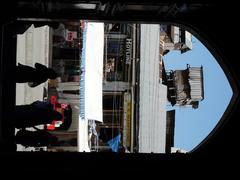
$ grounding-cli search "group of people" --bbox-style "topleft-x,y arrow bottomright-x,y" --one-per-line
12,63 -> 63,149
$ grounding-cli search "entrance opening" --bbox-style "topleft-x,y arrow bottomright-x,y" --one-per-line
3,20 -> 233,153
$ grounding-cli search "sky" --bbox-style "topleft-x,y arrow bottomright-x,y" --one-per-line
163,36 -> 233,152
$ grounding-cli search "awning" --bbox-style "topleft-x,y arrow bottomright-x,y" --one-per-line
78,22 -> 104,152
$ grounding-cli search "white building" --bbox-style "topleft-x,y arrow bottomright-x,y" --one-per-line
138,24 -> 168,153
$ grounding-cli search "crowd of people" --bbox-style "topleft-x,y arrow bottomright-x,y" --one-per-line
12,63 -> 65,149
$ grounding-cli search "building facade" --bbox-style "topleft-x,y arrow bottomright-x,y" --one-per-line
15,22 -> 203,153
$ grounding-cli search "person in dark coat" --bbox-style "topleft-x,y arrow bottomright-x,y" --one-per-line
15,62 -> 58,87
11,101 -> 62,129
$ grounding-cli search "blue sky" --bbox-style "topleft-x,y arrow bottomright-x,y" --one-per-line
163,37 -> 233,151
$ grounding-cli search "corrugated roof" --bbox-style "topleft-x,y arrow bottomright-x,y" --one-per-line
188,67 -> 204,101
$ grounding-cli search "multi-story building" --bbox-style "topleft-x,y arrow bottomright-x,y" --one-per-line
93,23 -> 203,153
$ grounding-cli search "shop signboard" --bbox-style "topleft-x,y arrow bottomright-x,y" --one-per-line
66,30 -> 77,42
125,38 -> 132,64
123,92 -> 131,149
